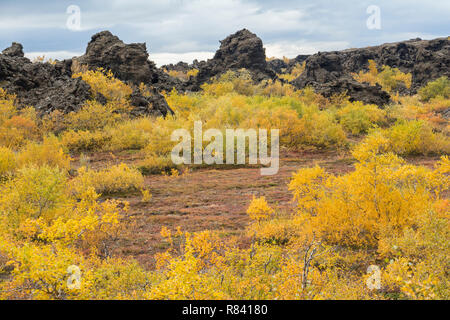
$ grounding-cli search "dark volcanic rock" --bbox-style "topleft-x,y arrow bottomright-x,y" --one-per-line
267,55 -> 310,75
32,77 -> 92,114
315,76 -> 391,106
292,37 -> 449,105
193,29 -> 276,88
290,54 -> 310,66
267,59 -> 288,74
152,69 -> 185,93
130,88 -> 174,117
74,31 -> 176,115
2,32 -> 448,116
0,34 -> 175,117
159,61 -> 203,92
2,42 -> 24,57
213,29 -> 268,72
162,61 -> 190,73
292,51 -> 392,105
74,31 -> 159,85
0,44 -> 91,114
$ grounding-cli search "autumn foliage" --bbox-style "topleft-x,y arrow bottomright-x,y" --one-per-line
0,64 -> 448,300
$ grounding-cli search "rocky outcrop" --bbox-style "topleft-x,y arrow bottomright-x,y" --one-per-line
1,31 -> 448,115
162,61 -> 191,73
267,54 -> 309,75
0,34 -> 174,117
73,31 -> 176,115
129,88 -> 174,117
0,44 -> 91,114
292,37 -> 450,105
192,29 -> 276,89
2,42 -> 24,57
73,31 -> 159,85
312,76 -> 391,106
267,59 -> 287,75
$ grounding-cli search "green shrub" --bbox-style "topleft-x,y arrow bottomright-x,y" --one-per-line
337,102 -> 387,135
419,76 -> 450,102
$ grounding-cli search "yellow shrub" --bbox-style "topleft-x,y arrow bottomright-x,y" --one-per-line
137,155 -> 177,175
0,115 -> 40,149
288,166 -> 329,215
296,86 -> 331,108
0,165 -> 68,231
247,196 -> 274,222
247,217 -> 299,245
0,147 -> 16,177
384,120 -> 449,155
260,79 -> 297,97
361,120 -> 450,156
73,68 -> 132,102
0,238 -> 149,300
297,107 -> 347,149
337,102 -> 387,135
165,84 -> 347,153
0,91 -> 40,149
289,149 -> 448,248
165,68 -> 199,81
241,106 -> 303,148
353,59 -> 379,86
0,88 -> 17,125
278,62 -> 306,82
143,116 -> 191,157
70,163 -> 144,196
141,188 -> 152,203
40,110 -> 67,135
1,177 -> 128,248
61,130 -> 112,153
385,94 -> 450,134
103,117 -> 154,151
84,258 -> 150,300
65,100 -> 124,131
353,60 -> 412,93
201,70 -> 258,97
0,161 -> 139,300
381,202 -> 449,299
40,188 -> 129,253
187,69 -> 199,78
164,88 -> 198,118
201,80 -> 235,97
16,136 -> 71,171
0,242 -> 87,300
378,65 -> 412,92
424,95 -> 450,114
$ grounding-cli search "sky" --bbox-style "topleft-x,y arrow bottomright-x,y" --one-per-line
0,0 -> 449,66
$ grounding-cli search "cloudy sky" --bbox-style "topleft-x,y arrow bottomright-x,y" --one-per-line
0,0 -> 449,66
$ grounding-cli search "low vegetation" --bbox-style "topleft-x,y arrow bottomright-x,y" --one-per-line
0,62 -> 448,300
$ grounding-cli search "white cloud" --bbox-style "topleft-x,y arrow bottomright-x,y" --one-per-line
265,40 -> 350,58
149,51 -> 214,66
0,14 -> 65,30
1,0 -> 448,58
25,51 -> 82,61
157,41 -> 208,53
